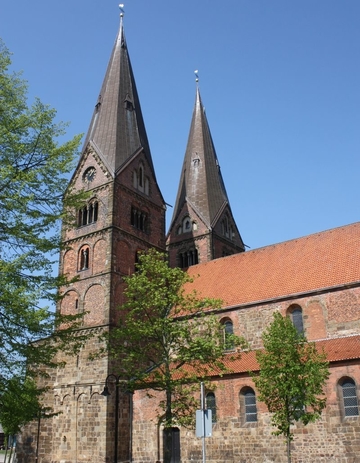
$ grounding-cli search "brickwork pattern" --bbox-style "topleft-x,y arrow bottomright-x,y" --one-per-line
129,285 -> 360,462
132,361 -> 360,463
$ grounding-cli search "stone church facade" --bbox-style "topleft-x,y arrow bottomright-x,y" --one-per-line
17,13 -> 360,463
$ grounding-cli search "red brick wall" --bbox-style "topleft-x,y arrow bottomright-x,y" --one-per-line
129,285 -> 360,462
132,361 -> 360,463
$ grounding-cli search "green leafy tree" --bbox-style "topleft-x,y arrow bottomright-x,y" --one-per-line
252,312 -> 329,463
107,249 -> 245,463
0,39 -> 87,432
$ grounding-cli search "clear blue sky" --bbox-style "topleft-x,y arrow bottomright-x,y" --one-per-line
1,1 -> 359,250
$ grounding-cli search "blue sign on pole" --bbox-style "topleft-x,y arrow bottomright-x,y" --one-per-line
195,409 -> 212,437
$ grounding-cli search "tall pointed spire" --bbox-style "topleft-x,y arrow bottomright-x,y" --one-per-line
82,13 -> 154,176
171,87 -> 229,227
167,85 -> 244,268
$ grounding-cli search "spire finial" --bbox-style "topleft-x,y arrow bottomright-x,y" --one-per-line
119,3 -> 125,17
194,70 -> 199,83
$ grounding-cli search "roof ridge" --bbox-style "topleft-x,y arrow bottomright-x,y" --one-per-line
246,220 -> 360,253
314,333 -> 360,343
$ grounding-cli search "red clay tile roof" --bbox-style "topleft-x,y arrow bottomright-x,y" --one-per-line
160,336 -> 360,383
205,335 -> 360,377
316,334 -> 360,363
185,222 -> 360,307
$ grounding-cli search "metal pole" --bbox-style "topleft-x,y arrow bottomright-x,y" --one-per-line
35,411 -> 41,463
200,382 -> 206,463
101,375 -> 120,463
128,391 -> 134,462
114,379 -> 119,463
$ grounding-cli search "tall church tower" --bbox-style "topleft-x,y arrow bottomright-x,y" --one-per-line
61,14 -> 166,328
167,86 -> 244,268
17,13 -> 165,463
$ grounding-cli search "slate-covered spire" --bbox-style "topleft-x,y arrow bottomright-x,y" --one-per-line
83,15 -> 154,176
167,86 -> 244,268
171,87 -> 230,228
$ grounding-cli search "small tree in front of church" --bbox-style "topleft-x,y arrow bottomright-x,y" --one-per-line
107,249 -> 245,463
252,312 -> 329,463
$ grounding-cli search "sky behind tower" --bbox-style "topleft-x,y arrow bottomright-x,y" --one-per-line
1,1 -> 359,250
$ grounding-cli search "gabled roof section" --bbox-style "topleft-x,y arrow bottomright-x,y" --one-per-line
82,17 -> 154,177
185,222 -> 360,307
170,87 -> 230,229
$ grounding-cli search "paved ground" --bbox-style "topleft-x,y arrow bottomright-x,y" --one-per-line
0,452 -> 15,462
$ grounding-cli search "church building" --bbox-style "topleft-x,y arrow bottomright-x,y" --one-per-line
17,11 -> 360,463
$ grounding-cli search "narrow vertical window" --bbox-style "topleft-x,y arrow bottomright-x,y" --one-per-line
206,392 -> 216,423
88,203 -> 94,223
194,249 -> 199,265
241,387 -> 258,423
79,247 -> 89,271
82,207 -> 88,226
340,378 -> 359,417
222,319 -> 234,351
93,202 -> 98,222
139,166 -> 143,187
289,306 -> 304,335
182,216 -> 191,232
78,209 -> 83,227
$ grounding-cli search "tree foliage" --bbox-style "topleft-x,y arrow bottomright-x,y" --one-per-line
0,40 -> 87,432
252,312 -> 329,462
107,249 -> 245,460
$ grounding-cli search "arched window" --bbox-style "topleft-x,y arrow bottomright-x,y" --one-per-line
88,203 -> 94,223
79,247 -> 90,271
221,216 -> 229,237
206,392 -> 216,423
240,387 -> 258,423
222,319 -> 234,351
82,206 -> 88,226
77,201 -> 99,227
178,249 -> 198,268
133,170 -> 138,188
288,305 -> 304,335
133,163 -> 149,196
339,378 -> 359,417
139,165 -> 143,188
131,206 -> 148,232
181,216 -> 191,232
93,202 -> 98,222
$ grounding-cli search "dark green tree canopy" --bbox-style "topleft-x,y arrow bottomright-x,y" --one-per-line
0,40 -> 87,432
